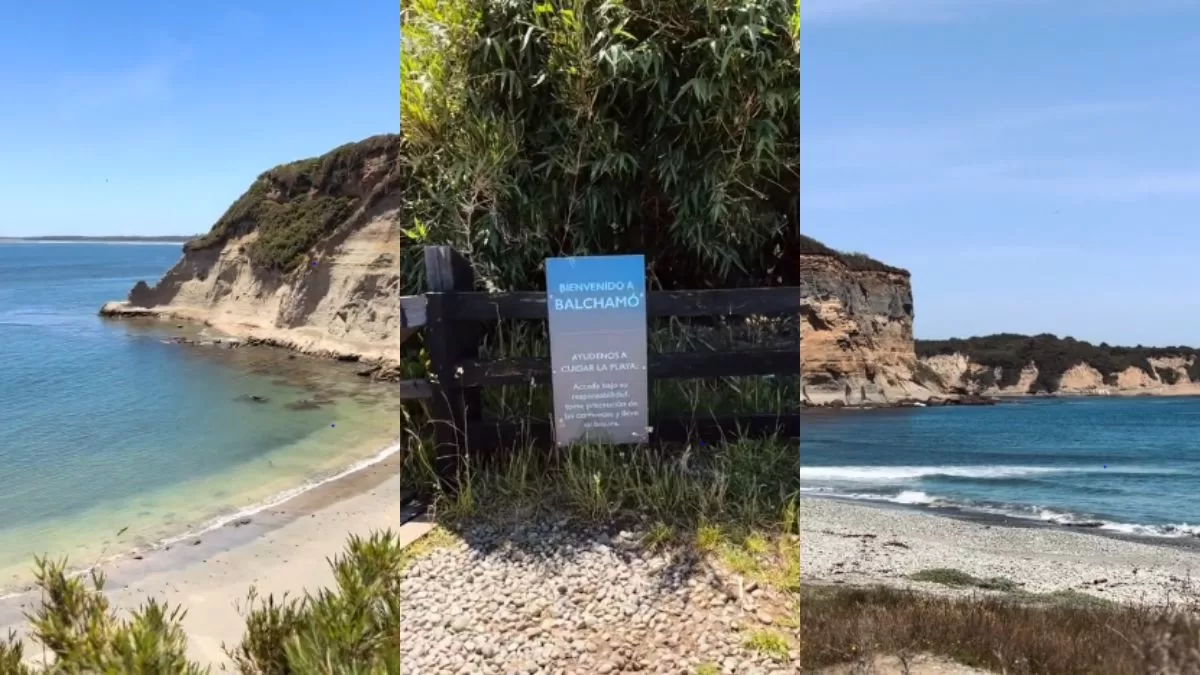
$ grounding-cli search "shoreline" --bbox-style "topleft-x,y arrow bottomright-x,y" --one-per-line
0,240 -> 187,246
814,494 -> 1200,553
0,444 -> 407,666
799,496 -> 1200,607
99,303 -> 402,376
802,390 -> 1200,412
0,438 -> 403,599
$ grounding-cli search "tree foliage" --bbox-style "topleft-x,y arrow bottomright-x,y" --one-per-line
186,135 -> 402,273
401,0 -> 800,294
917,334 -> 1199,392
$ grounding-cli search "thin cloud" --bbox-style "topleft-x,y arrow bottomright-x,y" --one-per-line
801,0 -> 1037,23
800,99 -> 1200,206
802,0 -> 1193,24
804,101 -> 1147,172
803,163 -> 1200,209
56,45 -> 191,113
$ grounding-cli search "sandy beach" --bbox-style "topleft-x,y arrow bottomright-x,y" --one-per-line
0,453 -> 412,669
800,496 -> 1200,606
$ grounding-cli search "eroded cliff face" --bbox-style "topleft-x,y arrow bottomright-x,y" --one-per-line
921,354 -> 1200,396
800,254 -> 943,405
101,136 -> 401,371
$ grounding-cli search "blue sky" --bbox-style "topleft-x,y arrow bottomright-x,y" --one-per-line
0,2 -> 397,239
802,0 -> 1200,345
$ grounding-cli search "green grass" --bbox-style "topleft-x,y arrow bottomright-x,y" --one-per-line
909,568 -> 1020,592
743,629 -> 791,660
397,527 -> 457,572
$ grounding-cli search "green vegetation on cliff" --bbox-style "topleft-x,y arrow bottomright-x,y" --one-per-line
798,234 -> 910,276
186,135 -> 400,272
917,333 -> 1200,392
401,0 -> 799,293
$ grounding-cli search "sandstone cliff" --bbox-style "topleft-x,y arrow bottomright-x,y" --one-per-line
918,335 -> 1200,396
799,240 -> 944,405
100,135 -> 402,374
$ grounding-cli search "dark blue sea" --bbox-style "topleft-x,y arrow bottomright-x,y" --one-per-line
0,243 -> 398,592
800,397 -> 1200,537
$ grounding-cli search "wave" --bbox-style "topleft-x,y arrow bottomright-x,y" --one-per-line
801,488 -> 1200,539
800,465 -> 1067,482
799,464 -> 1177,483
799,486 -> 938,505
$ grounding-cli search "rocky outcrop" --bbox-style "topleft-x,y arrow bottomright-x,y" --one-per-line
100,136 -> 401,371
800,251 -> 945,406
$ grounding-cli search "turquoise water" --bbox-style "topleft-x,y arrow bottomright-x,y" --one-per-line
0,243 -> 398,590
800,398 -> 1200,537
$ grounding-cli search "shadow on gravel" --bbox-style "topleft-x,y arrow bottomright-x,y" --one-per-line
397,434 -> 801,671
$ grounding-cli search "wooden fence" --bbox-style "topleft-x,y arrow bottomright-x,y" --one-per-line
401,246 -> 800,478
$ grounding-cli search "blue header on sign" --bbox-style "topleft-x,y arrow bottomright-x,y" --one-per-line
546,255 -> 645,313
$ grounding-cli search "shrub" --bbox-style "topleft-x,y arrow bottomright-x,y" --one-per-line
799,234 -> 909,276
227,532 -> 402,673
185,135 -> 401,273
917,334 -> 1199,393
1,534 -> 404,674
1156,367 -> 1181,385
401,0 -> 800,293
0,557 -> 206,673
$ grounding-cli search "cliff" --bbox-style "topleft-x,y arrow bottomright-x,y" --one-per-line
100,135 -> 402,374
799,237 -> 944,405
918,334 -> 1200,396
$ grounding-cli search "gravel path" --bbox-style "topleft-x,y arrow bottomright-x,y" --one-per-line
400,519 -> 799,674
800,497 -> 1200,606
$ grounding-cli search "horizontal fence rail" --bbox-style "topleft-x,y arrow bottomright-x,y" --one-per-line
400,246 -> 798,480
443,288 -> 800,321
455,348 -> 798,387
400,295 -> 427,329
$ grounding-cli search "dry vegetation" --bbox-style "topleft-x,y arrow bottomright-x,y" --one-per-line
797,584 -> 1200,674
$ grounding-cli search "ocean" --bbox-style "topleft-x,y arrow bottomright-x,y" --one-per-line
0,243 -> 399,592
800,397 -> 1200,538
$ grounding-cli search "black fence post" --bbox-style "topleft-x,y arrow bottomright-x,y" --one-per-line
424,246 -> 482,485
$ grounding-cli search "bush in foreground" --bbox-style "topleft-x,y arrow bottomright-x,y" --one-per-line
1,532 -> 403,674
401,0 -> 800,293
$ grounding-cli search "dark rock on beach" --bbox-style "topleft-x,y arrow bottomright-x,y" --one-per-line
284,398 -> 325,411
235,394 -> 271,404
802,393 -> 999,411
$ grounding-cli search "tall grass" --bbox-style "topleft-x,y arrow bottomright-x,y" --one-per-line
797,585 -> 1200,674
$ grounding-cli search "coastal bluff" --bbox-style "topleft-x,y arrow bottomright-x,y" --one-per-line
918,334 -> 1200,397
100,135 -> 401,376
800,236 -> 945,406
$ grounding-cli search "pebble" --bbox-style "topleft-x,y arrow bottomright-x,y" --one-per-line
400,520 -> 799,674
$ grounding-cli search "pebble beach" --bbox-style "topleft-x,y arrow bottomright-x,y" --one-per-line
400,520 -> 800,675
799,496 -> 1200,606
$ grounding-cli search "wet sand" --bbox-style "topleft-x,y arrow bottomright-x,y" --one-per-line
0,453 -> 409,668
